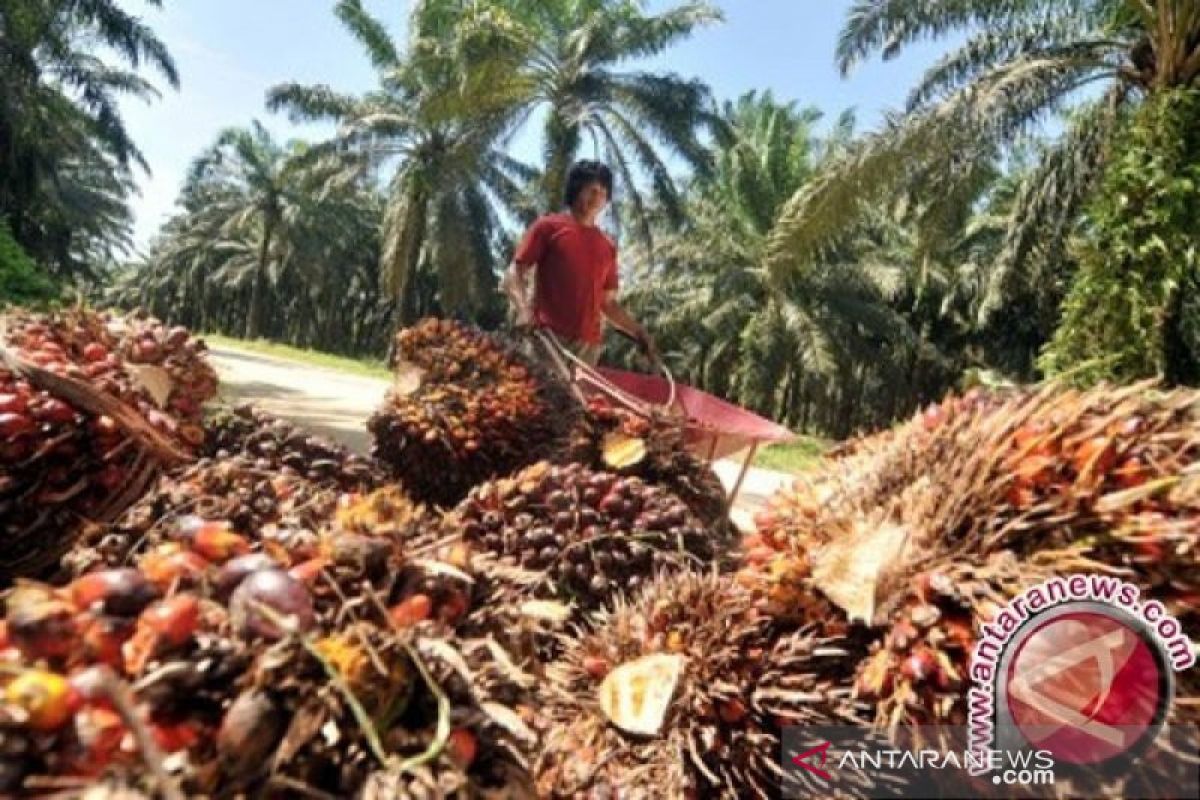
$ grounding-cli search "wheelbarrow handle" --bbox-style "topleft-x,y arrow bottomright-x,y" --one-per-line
612,329 -> 678,413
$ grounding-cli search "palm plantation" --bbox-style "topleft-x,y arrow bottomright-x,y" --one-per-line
5,0 -> 1200,438
770,0 -> 1200,384
0,0 -> 176,279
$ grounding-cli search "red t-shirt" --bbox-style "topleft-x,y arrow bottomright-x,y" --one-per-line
513,213 -> 618,345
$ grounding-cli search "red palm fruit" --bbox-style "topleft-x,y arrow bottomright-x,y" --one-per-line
150,718 -> 201,753
1114,456 -> 1149,489
0,412 -> 35,438
446,728 -> 478,768
191,523 -> 251,562
76,613 -> 134,669
82,342 -> 109,363
8,593 -> 78,659
140,595 -> 201,647
0,393 -> 28,414
1072,436 -> 1117,477
287,557 -> 331,585
718,698 -> 748,724
70,569 -> 159,616
582,655 -> 611,679
139,545 -> 211,589
390,594 -> 433,628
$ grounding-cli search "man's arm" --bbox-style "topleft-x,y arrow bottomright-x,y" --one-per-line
501,261 -> 535,326
602,291 -> 658,362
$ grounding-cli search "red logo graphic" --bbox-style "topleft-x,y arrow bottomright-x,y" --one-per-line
791,740 -> 832,781
1005,610 -> 1168,764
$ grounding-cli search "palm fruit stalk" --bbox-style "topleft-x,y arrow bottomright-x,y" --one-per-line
0,310 -> 216,579
535,571 -> 877,799
568,395 -> 730,532
368,318 -> 580,507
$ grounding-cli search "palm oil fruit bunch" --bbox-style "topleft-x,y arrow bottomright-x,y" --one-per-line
368,318 -> 579,507
0,514 -> 534,796
569,396 -> 730,531
455,461 -> 719,612
535,571 -> 873,799
361,632 -> 542,799
62,456 -> 343,575
0,571 -> 242,793
0,309 -> 218,579
116,309 -> 218,429
4,307 -> 216,447
202,404 -> 383,491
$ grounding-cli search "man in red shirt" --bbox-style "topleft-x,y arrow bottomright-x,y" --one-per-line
502,161 -> 657,366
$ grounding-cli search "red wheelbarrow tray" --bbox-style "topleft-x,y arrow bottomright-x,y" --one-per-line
592,367 -> 797,508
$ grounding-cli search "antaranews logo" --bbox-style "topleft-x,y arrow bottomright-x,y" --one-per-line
968,574 -> 1196,778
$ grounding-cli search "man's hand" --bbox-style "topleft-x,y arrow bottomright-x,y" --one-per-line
634,326 -> 661,365
501,263 -> 535,327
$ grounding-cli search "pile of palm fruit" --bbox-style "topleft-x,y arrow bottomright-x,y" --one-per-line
3,309 -> 1196,798
368,319 -> 581,507
736,381 -> 1200,797
0,309 -> 217,577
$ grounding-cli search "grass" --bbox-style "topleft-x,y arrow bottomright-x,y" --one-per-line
202,333 -> 391,379
752,436 -> 829,474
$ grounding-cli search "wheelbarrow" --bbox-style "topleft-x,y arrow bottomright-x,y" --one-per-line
529,329 -> 797,511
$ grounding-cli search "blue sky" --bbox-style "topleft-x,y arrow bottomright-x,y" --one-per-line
117,1 -> 950,248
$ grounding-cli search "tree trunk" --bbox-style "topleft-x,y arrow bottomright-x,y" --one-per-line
245,220 -> 274,340
543,110 -> 582,212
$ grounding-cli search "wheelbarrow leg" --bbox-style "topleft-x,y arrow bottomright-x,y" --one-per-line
723,443 -> 759,517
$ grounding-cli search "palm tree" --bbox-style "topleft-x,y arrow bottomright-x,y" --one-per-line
768,1 -> 1200,330
496,0 -> 722,239
177,122 -> 317,338
268,0 -> 532,325
620,93 -> 927,435
116,144 -> 395,356
0,0 -> 176,277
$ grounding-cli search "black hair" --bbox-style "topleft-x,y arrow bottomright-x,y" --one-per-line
564,160 -> 614,208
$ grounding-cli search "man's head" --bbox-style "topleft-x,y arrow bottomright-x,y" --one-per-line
564,160 -> 613,220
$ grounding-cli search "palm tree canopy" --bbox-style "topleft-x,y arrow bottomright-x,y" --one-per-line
768,0 -> 1200,320
0,0 -> 177,277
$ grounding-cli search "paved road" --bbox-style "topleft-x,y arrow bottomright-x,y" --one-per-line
208,345 -> 794,527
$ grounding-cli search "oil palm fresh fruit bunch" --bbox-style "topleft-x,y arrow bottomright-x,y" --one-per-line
741,382 -> 1200,746
568,396 -> 730,531
455,461 -> 724,615
4,307 -> 216,447
743,382 -> 1200,623
368,319 -> 579,507
535,571 -> 876,799
61,455 -> 345,576
0,310 -> 217,578
202,404 -> 383,491
0,496 -> 515,796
